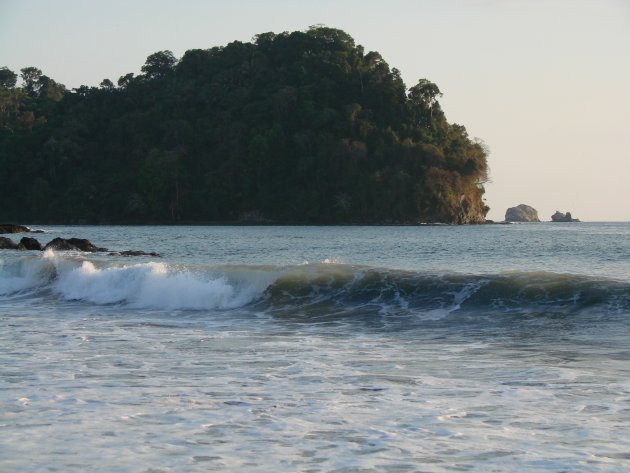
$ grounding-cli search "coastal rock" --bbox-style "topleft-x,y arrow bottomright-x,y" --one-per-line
17,237 -> 43,251
0,223 -> 31,234
0,237 -> 18,249
445,194 -> 487,224
505,204 -> 540,222
551,211 -> 580,222
44,237 -> 108,252
109,250 -> 162,257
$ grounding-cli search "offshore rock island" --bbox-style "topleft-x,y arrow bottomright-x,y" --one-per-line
0,27 -> 489,224
551,211 -> 580,222
505,204 -> 540,222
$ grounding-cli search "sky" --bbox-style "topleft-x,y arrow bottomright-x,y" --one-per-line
1,0 -> 629,221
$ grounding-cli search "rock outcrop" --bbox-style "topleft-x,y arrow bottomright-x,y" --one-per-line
43,237 -> 108,252
551,211 -> 580,222
1,234 -> 161,256
0,224 -> 31,234
108,250 -> 162,257
17,237 -> 43,251
0,237 -> 18,249
505,204 -> 540,222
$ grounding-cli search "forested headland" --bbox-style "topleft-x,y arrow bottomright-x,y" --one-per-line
0,27 -> 489,224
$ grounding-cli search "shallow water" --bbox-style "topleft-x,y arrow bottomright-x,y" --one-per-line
1,223 -> 630,471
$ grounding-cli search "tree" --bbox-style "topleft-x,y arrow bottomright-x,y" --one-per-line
100,78 -> 114,90
20,67 -> 43,97
117,73 -> 134,88
141,50 -> 177,79
408,79 -> 442,107
0,86 -> 21,131
38,75 -> 65,101
73,85 -> 91,96
0,67 -> 18,89
408,78 -> 442,128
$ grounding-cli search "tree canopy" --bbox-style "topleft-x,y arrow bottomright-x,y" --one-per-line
0,27 -> 489,224
0,67 -> 18,89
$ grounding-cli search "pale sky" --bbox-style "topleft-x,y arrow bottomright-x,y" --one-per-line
1,0 -> 629,221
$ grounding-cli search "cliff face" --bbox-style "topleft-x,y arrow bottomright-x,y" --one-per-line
457,194 -> 489,224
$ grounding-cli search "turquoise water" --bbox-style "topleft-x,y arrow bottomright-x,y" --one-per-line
1,223 -> 630,471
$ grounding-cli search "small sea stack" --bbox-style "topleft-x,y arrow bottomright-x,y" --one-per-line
551,211 -> 580,222
505,204 -> 540,222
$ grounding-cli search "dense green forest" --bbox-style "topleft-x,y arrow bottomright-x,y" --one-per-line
0,27 -> 489,224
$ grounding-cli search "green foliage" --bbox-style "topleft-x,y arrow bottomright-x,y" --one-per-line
100,78 -> 114,90
0,27 -> 490,224
0,67 -> 18,89
141,51 -> 177,79
20,67 -> 43,97
117,73 -> 134,88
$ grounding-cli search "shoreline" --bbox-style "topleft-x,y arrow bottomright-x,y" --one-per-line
3,220 -> 527,229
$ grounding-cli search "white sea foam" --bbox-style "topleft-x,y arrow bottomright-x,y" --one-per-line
52,260 -> 268,310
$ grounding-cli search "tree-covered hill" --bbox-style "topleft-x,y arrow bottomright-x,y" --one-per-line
0,27 -> 489,224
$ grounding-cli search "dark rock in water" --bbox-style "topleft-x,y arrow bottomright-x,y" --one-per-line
44,237 -> 79,251
0,237 -> 18,249
44,237 -> 108,252
551,211 -> 580,222
109,250 -> 162,257
0,223 -> 31,234
505,204 -> 540,222
17,237 -> 43,251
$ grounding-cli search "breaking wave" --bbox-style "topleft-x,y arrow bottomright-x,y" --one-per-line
1,251 -> 629,318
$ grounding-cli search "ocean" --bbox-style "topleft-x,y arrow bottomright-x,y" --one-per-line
1,223 -> 629,472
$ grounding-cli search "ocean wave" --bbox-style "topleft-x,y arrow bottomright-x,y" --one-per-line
0,251 -> 56,294
1,252 -> 628,316
259,266 -> 630,319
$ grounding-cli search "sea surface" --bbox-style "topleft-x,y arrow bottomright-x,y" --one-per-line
1,223 -> 630,472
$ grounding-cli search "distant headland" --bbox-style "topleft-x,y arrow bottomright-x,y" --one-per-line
0,27 -> 489,225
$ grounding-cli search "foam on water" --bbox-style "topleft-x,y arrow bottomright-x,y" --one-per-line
53,259 -> 272,310
0,251 -> 276,310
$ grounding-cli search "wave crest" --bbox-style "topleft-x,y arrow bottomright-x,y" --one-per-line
55,261 -> 247,309
1,253 -> 629,316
